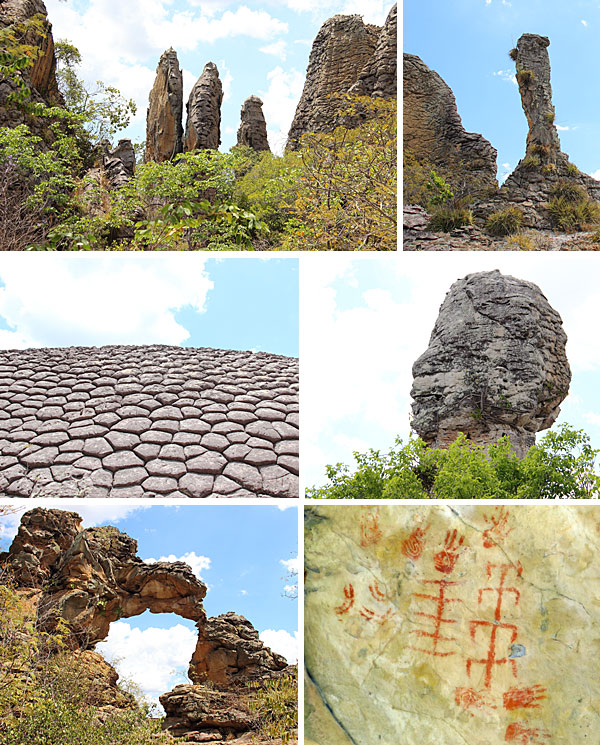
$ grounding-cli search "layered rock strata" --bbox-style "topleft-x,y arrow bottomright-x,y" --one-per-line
145,48 -> 184,163
403,52 -> 498,193
411,270 -> 571,456
0,0 -> 62,134
287,14 -> 380,146
237,96 -> 270,152
2,507 -> 294,741
0,344 -> 299,498
349,3 -> 397,99
305,504 -> 600,744
184,62 -> 223,152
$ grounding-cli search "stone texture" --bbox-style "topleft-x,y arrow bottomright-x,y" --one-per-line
145,47 -> 184,163
102,139 -> 136,190
0,345 -> 298,498
236,95 -> 270,152
287,14 -> 380,147
411,270 -> 570,456
348,3 -> 397,100
403,52 -> 498,194
184,62 -> 223,151
305,504 -> 600,745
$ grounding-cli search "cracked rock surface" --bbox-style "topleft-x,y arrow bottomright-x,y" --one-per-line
411,270 -> 570,456
305,504 -> 600,745
0,344 -> 299,498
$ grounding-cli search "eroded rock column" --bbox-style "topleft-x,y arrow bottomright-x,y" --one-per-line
145,48 -> 184,163
184,62 -> 223,151
411,270 -> 571,456
237,96 -> 270,152
349,3 -> 397,99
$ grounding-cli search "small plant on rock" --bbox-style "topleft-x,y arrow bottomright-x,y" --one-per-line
485,206 -> 523,236
566,162 -> 579,176
530,143 -> 550,158
541,163 -> 556,176
550,180 -> 586,203
544,112 -> 556,123
509,48 -> 518,61
506,234 -> 536,250
521,155 -> 540,170
516,69 -> 535,85
428,205 -> 473,232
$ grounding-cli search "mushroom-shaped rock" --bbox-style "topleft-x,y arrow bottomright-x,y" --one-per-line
411,270 -> 571,457
237,96 -> 270,152
145,47 -> 184,163
184,62 -> 223,151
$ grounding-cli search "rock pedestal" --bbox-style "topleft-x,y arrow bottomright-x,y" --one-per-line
403,53 -> 498,194
237,96 -> 270,152
184,62 -> 223,152
145,48 -> 184,163
411,270 -> 571,456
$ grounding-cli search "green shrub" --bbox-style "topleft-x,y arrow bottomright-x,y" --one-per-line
247,672 -> 297,744
516,69 -> 535,85
506,234 -> 535,250
428,206 -> 472,232
566,162 -> 580,176
550,180 -> 586,203
547,196 -> 600,231
541,163 -> 556,175
530,143 -> 550,158
485,206 -> 523,236
509,47 -> 518,61
521,155 -> 540,170
544,111 -> 556,123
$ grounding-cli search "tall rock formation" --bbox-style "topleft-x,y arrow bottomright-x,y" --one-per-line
411,270 -> 571,457
184,62 -> 223,152
403,53 -> 498,193
491,33 -> 600,226
349,3 -> 397,99
237,95 -> 270,152
0,0 -> 62,132
145,48 -> 184,163
287,14 -> 380,147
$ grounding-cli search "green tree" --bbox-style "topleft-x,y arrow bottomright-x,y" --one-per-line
307,425 -> 600,499
55,40 -> 136,142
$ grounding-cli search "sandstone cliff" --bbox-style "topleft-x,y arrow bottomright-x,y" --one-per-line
411,270 -> 571,456
348,3 -> 397,100
287,10 -> 385,147
184,62 -> 223,152
145,48 -> 184,163
403,53 -> 498,193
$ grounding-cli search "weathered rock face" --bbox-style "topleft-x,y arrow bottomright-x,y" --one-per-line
3,508 -> 207,646
403,53 -> 498,193
145,48 -> 184,163
0,0 -> 62,133
236,96 -> 270,152
305,504 -> 600,744
349,3 -> 397,100
0,344 -> 299,498
287,14 -> 380,146
102,139 -> 136,190
189,612 -> 288,686
411,270 -> 571,456
184,62 -> 223,152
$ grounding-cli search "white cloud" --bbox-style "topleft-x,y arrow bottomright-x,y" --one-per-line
0,255 -> 213,349
591,169 -> 600,181
240,589 -> 248,595
492,69 -> 517,86
280,556 -> 299,574
259,66 -> 305,154
556,124 -> 570,131
260,40 -> 287,61
581,19 -> 588,27
144,552 -> 211,581
259,629 -> 298,664
97,621 -> 197,709
583,411 -> 600,426
219,58 -> 234,102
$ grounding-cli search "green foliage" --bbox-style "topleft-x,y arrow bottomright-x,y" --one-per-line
509,47 -> 518,61
428,205 -> 473,232
506,233 -> 536,250
521,155 -> 540,170
306,424 -> 600,499
426,170 -> 453,205
516,69 -> 535,85
55,40 -> 136,142
541,163 -> 556,176
0,14 -> 48,103
485,206 -> 523,236
247,672 -> 298,744
544,111 -> 556,123
0,577 -> 171,744
565,162 -> 580,176
547,191 -> 600,232
529,143 -> 550,158
550,180 -> 586,203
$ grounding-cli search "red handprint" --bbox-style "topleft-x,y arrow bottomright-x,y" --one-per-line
503,685 -> 546,711
334,584 -> 354,615
455,686 -> 497,715
482,507 -> 512,548
434,529 -> 465,573
505,722 -> 551,744
401,524 -> 429,560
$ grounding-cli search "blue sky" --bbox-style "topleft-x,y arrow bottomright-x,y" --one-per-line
45,0 -> 395,153
0,503 -> 298,708
404,0 -> 600,182
0,255 -> 298,357
302,253 -> 600,488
